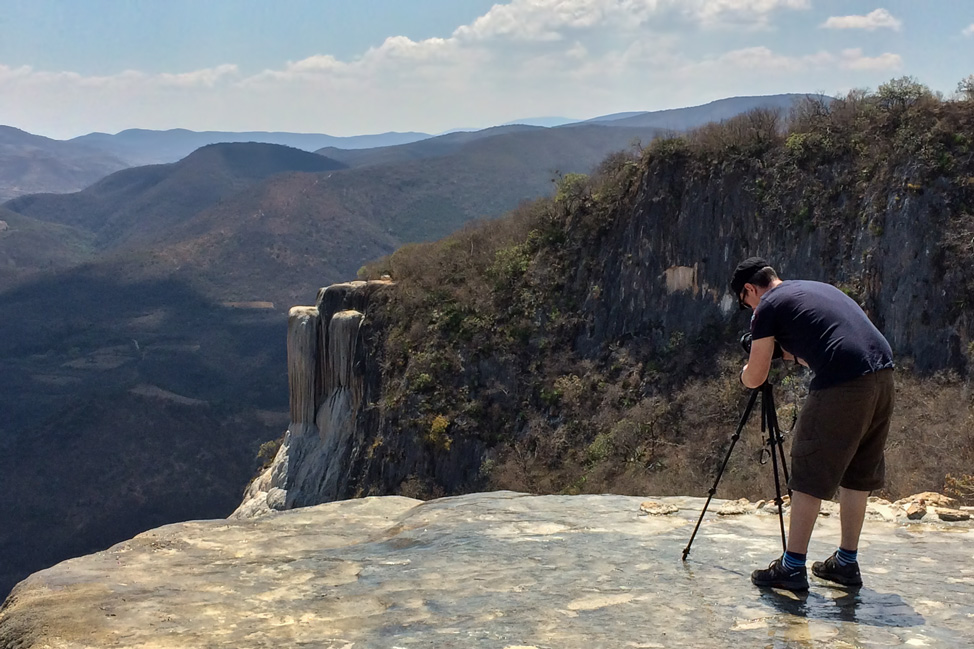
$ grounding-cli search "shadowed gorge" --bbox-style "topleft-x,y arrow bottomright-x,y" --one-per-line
0,268 -> 288,598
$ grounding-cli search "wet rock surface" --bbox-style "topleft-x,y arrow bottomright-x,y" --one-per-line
1,492 -> 972,649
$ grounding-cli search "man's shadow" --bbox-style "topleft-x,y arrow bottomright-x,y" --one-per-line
759,584 -> 925,627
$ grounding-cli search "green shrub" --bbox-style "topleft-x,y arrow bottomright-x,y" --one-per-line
412,372 -> 434,392
256,437 -> 283,468
587,432 -> 613,464
425,414 -> 452,451
555,173 -> 589,207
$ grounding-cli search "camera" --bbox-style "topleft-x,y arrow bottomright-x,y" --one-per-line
740,332 -> 753,354
740,332 -> 784,359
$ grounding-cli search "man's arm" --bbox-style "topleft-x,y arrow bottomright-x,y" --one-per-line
741,336 -> 775,388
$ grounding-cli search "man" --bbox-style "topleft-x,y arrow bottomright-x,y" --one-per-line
731,257 -> 894,591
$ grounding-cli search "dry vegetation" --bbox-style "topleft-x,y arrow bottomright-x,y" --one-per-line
360,77 -> 974,503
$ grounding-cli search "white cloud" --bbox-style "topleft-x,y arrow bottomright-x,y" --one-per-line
285,55 -> 346,74
822,8 -> 902,31
453,0 -> 666,43
451,0 -> 810,40
693,0 -> 810,23
713,46 -> 805,72
681,47 -> 903,79
838,48 -> 901,71
0,1 -> 905,138
159,64 -> 239,88
963,23 -> 974,37
0,64 -> 239,90
0,64 -> 33,85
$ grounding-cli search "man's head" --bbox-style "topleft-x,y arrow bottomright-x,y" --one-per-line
731,257 -> 779,309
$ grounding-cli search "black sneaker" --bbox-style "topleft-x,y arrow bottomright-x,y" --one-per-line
751,556 -> 809,591
812,552 -> 863,587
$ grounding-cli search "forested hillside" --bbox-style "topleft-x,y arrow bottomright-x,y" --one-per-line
349,80 -> 974,504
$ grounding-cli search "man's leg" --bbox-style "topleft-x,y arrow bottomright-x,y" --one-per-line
809,487 -> 868,586
751,490 -> 820,590
810,371 -> 893,587
838,487 -> 869,551
786,490 -> 822,554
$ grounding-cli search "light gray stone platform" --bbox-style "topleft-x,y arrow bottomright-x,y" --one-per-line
1,492 -> 972,648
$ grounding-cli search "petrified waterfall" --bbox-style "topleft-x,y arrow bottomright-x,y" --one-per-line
234,280 -> 390,518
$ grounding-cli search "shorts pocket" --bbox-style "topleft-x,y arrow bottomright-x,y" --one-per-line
790,436 -> 821,458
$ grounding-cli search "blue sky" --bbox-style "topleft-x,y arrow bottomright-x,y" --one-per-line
1,0 -> 972,139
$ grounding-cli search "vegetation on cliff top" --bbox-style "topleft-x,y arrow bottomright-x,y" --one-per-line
360,77 -> 974,503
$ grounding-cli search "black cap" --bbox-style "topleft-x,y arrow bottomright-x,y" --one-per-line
731,257 -> 770,296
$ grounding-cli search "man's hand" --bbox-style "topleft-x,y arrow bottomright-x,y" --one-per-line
741,336 -> 776,388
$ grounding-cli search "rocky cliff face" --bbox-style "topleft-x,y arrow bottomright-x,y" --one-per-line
581,155 -> 969,372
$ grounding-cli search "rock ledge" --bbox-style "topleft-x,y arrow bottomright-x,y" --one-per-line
1,492 -> 971,649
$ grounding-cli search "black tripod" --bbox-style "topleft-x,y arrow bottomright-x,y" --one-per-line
682,382 -> 791,561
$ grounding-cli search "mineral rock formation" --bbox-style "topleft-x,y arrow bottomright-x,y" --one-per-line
235,281 -> 391,518
1,492 -> 971,649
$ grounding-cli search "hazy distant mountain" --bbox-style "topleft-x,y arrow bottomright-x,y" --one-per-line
323,94 -> 825,171
0,126 -> 131,201
502,116 -> 577,127
580,111 -> 650,124
317,124 -> 542,168
72,128 -> 432,165
4,142 -> 347,250
0,94 -> 823,201
576,94 -> 827,131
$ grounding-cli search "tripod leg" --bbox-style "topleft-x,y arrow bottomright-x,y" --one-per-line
682,388 -> 760,561
763,384 -> 787,553
764,390 -> 791,490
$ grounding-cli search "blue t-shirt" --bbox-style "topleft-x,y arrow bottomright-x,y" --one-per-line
751,280 -> 894,390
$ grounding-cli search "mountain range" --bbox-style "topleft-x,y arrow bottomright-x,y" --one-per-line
0,94 -> 824,202
70,128 -> 432,166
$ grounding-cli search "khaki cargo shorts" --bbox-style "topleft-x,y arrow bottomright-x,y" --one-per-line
789,368 -> 895,500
